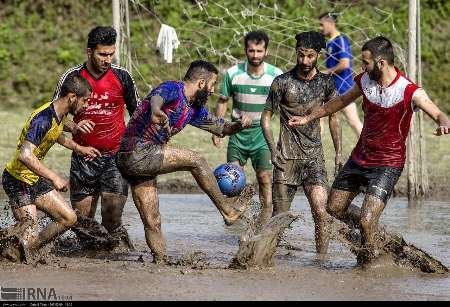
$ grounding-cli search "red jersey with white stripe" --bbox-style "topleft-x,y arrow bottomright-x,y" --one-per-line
53,63 -> 139,154
351,67 -> 420,168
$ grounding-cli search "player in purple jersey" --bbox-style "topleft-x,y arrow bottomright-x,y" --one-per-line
117,60 -> 255,263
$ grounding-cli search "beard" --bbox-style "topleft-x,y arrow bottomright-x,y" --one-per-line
192,85 -> 210,107
248,57 -> 264,67
368,64 -> 382,81
298,58 -> 318,74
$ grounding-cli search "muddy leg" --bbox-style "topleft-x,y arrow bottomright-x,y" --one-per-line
304,184 -> 331,254
33,190 -> 77,251
159,145 -> 253,225
326,188 -> 359,226
359,194 -> 386,262
255,169 -> 272,226
130,179 -> 166,261
272,183 -> 296,216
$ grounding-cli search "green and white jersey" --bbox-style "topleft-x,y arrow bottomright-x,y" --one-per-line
220,62 -> 283,126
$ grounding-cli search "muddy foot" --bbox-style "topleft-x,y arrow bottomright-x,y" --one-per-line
110,225 -> 135,252
223,185 -> 256,226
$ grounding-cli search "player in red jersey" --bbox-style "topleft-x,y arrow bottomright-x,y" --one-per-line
288,36 -> 450,263
53,26 -> 139,250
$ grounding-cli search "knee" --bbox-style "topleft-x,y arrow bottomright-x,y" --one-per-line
192,153 -> 207,168
359,214 -> 373,233
326,203 -> 344,219
62,211 -> 77,228
256,171 -> 272,184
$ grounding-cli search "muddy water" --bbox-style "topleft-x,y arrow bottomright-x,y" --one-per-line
1,194 -> 449,300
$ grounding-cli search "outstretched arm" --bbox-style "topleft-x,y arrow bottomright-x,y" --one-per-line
212,96 -> 229,147
57,133 -> 101,161
289,84 -> 362,127
413,89 -> 450,136
221,115 -> 252,136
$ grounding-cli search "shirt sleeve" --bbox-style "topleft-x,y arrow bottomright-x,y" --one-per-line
146,81 -> 180,105
189,106 -> 225,136
264,77 -> 283,113
333,35 -> 352,60
219,71 -> 232,98
114,68 -> 140,116
25,113 -> 53,146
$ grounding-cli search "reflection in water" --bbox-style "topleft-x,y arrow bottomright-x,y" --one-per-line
1,194 -> 449,298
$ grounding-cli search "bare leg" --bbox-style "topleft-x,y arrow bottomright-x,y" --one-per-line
255,169 -> 272,226
326,188 -> 359,226
72,194 -> 99,218
359,194 -> 386,260
100,192 -> 127,232
159,146 -> 254,225
341,102 -> 363,137
319,117 -> 325,137
130,179 -> 166,261
303,184 -> 331,254
272,183 -> 297,216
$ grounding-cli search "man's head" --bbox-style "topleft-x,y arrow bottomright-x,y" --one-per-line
244,30 -> 269,67
86,26 -> 117,74
295,31 -> 326,74
60,75 -> 92,116
184,60 -> 219,107
361,36 -> 395,81
318,12 -> 338,37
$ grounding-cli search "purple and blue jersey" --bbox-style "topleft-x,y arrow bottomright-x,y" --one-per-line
120,81 -> 225,151
325,33 -> 354,95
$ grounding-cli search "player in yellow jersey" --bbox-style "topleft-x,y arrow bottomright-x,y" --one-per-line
0,75 -> 101,263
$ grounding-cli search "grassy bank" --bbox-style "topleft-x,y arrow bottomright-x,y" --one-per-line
1,107 -> 449,199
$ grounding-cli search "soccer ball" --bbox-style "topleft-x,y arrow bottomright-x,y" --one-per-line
213,163 -> 246,197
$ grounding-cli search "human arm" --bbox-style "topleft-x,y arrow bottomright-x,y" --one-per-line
288,84 -> 362,127
18,141 -> 68,192
211,96 -> 229,147
328,113 -> 343,175
120,69 -> 140,117
150,95 -> 171,134
413,89 -> 450,136
323,58 -> 351,75
63,119 -> 95,134
57,133 -> 101,161
261,109 -> 285,171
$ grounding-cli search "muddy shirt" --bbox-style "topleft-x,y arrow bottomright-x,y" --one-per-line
265,66 -> 336,160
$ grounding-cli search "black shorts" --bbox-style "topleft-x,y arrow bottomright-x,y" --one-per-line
116,143 -> 165,187
332,159 -> 402,204
2,169 -> 54,210
70,152 -> 128,202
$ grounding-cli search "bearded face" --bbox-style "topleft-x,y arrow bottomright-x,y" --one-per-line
192,83 -> 210,107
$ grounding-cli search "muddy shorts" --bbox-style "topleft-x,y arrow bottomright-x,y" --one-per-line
116,143 -> 165,187
2,169 -> 54,210
332,159 -> 402,204
273,153 -> 327,187
70,152 -> 128,202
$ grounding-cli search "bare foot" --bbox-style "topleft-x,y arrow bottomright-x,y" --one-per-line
223,185 -> 255,226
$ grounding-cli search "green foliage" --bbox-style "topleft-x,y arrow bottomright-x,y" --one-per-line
0,0 -> 449,113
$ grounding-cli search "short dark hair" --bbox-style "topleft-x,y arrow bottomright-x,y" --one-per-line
362,36 -> 395,65
184,60 -> 219,82
244,30 -> 269,49
87,26 -> 117,50
60,75 -> 92,98
319,12 -> 338,23
295,31 -> 326,52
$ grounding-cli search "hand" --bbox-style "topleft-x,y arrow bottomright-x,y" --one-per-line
151,110 -> 171,135
73,120 -> 95,135
239,115 -> 252,128
52,176 -> 69,192
288,116 -> 309,128
77,145 -> 102,161
433,125 -> 450,136
335,154 -> 343,176
271,150 -> 286,172
212,135 -> 223,148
